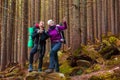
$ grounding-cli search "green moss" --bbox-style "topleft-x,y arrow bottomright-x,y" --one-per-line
102,40 -> 111,46
58,51 -> 64,57
76,69 -> 83,75
89,72 -> 120,80
73,47 -> 82,57
106,56 -> 120,66
85,68 -> 93,74
109,36 -> 118,44
60,61 -> 73,75
99,45 -> 112,54
93,64 -> 101,71
85,64 -> 101,74
82,46 -> 101,60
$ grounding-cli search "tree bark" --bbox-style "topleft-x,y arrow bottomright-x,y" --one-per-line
87,0 -> 94,44
21,0 -> 28,68
81,0 -> 87,45
72,0 -> 81,51
110,0 -> 115,35
8,0 -> 16,65
97,0 -> 102,41
1,0 -> 8,71
93,0 -> 98,41
0,0 -> 3,65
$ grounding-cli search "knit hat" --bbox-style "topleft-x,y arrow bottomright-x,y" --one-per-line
35,23 -> 39,27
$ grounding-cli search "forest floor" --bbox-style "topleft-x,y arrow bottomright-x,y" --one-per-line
0,36 -> 120,80
71,65 -> 120,80
0,63 -> 120,80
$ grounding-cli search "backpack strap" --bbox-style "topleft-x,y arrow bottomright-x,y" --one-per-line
55,26 -> 65,43
55,26 -> 59,32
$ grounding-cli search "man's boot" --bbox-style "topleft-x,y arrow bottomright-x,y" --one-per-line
28,64 -> 33,72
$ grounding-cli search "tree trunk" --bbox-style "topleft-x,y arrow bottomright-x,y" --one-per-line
38,0 -> 41,21
31,0 -> 35,25
55,0 -> 59,23
87,0 -> 94,44
14,0 -> 18,63
66,0 -> 70,47
110,0 -> 115,35
103,0 -> 108,36
97,0 -> 102,41
72,0 -> 81,51
0,0 -> 3,65
17,0 -> 22,64
7,0 -> 16,66
118,0 -> 120,36
107,0 -> 111,33
21,0 -> 28,68
1,0 -> 8,71
114,0 -> 119,35
81,0 -> 87,45
93,0 -> 98,41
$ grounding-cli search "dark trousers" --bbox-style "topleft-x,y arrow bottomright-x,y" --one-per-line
29,42 -> 46,69
38,41 -> 46,69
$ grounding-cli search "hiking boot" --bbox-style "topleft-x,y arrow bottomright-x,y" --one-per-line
28,64 -> 33,72
38,68 -> 42,72
45,69 -> 54,73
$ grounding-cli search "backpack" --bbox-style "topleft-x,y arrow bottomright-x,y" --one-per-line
56,25 -> 66,44
27,26 -> 35,48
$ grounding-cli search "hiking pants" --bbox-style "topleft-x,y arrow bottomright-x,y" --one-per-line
29,44 -> 38,64
29,42 -> 46,69
38,41 -> 46,69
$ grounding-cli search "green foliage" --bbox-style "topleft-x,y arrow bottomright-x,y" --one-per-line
109,36 -> 118,44
102,40 -> 111,46
93,64 -> 101,71
85,64 -> 101,74
89,72 -> 120,80
73,47 -> 82,57
76,69 -> 83,75
82,46 -> 101,60
60,61 -> 73,76
106,56 -> 120,66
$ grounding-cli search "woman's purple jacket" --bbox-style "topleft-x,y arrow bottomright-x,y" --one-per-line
47,21 -> 67,43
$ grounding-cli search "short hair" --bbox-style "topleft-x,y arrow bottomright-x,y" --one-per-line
47,19 -> 53,25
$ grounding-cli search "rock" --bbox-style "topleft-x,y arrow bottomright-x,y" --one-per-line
45,73 -> 66,80
25,71 -> 44,80
25,71 -> 66,80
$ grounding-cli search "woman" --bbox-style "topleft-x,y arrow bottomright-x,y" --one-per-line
45,18 -> 67,73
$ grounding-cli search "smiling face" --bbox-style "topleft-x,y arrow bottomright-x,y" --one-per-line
47,20 -> 55,26
49,21 -> 55,26
39,21 -> 44,28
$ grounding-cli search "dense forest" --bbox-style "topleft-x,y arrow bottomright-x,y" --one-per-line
0,0 -> 120,80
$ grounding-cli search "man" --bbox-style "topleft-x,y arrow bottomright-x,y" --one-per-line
28,21 -> 49,72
